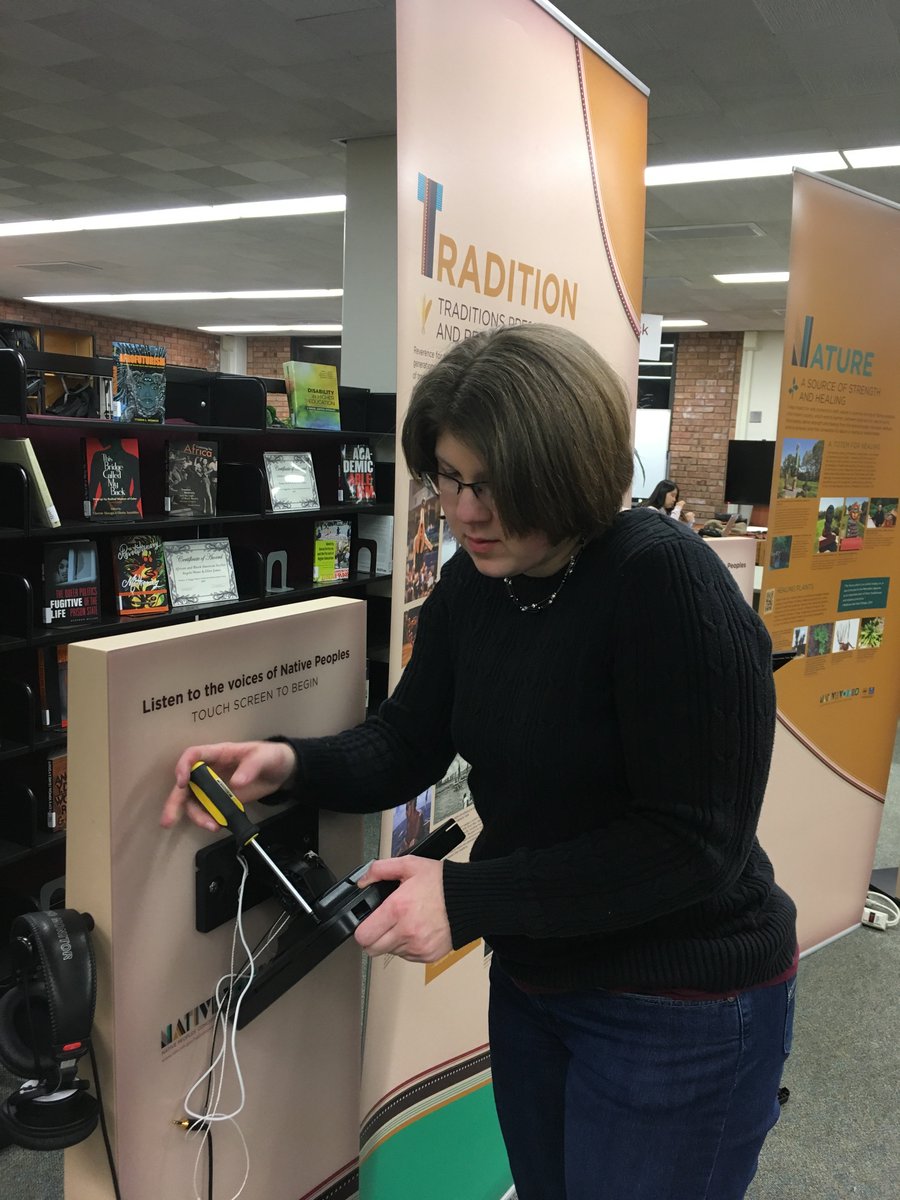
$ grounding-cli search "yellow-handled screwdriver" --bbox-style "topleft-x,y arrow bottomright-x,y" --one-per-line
188,761 -> 314,917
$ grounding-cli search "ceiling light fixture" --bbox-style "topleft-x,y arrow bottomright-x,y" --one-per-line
0,196 -> 346,238
660,319 -> 708,328
646,152 -> 845,186
713,272 -> 789,284
23,288 -> 343,303
198,324 -> 343,333
842,145 -> 900,168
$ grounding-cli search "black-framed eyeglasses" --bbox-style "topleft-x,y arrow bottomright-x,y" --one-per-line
423,471 -> 494,506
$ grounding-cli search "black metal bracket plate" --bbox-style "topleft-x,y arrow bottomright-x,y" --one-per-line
194,803 -> 317,933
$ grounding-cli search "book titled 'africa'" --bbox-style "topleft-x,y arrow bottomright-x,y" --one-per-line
165,440 -> 218,517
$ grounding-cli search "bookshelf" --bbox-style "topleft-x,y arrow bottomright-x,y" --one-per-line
0,346 -> 396,896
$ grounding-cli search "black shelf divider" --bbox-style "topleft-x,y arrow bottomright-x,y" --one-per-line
0,572 -> 35,642
218,461 -> 266,514
0,461 -> 29,533
0,677 -> 37,748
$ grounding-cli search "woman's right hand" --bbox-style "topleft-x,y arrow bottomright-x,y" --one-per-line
161,740 -> 298,831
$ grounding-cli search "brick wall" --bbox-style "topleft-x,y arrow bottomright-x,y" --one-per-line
245,337 -> 292,378
0,297 -> 219,369
668,331 -> 743,520
245,338 -> 293,422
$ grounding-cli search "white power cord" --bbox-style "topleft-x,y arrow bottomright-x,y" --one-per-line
183,854 -> 259,1200
180,858 -> 299,1200
861,889 -> 900,931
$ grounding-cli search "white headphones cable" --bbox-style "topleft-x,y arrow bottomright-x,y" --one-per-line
183,854 -> 257,1200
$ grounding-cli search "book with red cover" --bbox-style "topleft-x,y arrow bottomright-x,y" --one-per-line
338,442 -> 376,503
82,436 -> 143,518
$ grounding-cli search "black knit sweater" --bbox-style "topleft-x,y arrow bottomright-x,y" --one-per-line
282,507 -> 797,993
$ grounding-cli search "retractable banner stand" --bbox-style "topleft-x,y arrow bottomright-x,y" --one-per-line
362,2 -> 648,1196
64,600 -> 367,1200
757,170 -> 900,950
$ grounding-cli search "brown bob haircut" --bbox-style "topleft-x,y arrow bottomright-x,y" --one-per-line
401,323 -> 633,542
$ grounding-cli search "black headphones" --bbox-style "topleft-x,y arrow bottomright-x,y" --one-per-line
0,909 -> 99,1151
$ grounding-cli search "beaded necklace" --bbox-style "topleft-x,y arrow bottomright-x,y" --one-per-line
503,540 -> 585,613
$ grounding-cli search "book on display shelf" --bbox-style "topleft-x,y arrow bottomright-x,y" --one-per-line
338,442 -> 376,503
313,519 -> 351,582
356,514 -> 393,575
110,532 -> 170,617
47,749 -> 68,831
41,540 -> 100,626
165,440 -> 218,517
111,341 -> 166,423
283,360 -> 341,430
37,644 -> 69,729
82,436 -> 142,518
0,437 -> 61,528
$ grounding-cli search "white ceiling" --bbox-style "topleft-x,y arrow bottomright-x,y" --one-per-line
0,0 -> 897,335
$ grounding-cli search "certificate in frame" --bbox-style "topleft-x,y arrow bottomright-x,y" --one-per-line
264,450 -> 320,512
163,538 -> 239,608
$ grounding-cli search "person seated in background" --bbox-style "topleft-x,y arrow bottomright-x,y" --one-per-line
643,479 -> 696,529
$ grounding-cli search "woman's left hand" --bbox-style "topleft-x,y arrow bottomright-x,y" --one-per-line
353,856 -> 452,962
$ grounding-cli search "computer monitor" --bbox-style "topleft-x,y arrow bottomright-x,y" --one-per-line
724,440 -> 775,505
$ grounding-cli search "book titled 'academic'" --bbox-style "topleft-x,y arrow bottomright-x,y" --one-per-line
338,442 -> 376,503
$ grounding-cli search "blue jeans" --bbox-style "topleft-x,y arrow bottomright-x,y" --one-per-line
488,959 -> 795,1200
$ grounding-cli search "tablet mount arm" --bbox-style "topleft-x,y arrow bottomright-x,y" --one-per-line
191,767 -> 465,1028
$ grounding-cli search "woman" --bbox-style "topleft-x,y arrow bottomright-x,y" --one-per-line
162,324 -> 796,1200
643,478 -> 695,527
